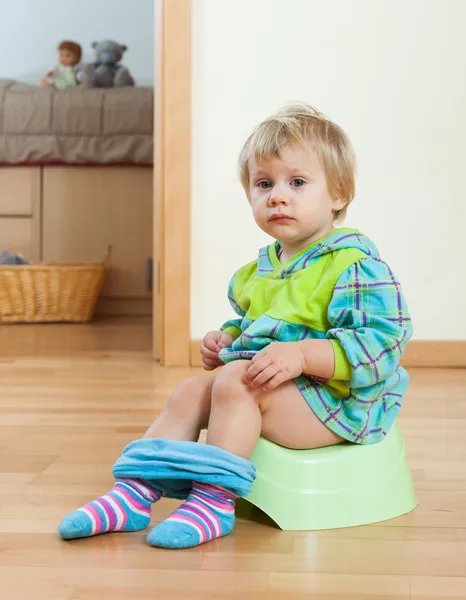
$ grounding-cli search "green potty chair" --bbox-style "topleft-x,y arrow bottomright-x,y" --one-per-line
241,420 -> 417,530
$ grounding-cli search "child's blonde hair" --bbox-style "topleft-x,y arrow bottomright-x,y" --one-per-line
238,103 -> 356,222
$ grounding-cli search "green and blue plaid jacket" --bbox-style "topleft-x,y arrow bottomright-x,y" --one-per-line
218,228 -> 413,445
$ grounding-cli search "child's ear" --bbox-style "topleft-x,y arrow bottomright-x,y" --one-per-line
332,197 -> 347,211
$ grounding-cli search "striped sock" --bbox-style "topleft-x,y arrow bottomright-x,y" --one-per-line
58,479 -> 162,540
146,482 -> 236,549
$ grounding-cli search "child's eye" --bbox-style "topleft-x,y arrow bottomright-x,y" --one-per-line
291,178 -> 306,187
257,180 -> 272,189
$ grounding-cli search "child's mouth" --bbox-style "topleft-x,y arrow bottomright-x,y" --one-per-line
269,214 -> 294,222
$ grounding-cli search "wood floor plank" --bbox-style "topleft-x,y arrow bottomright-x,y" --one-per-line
0,318 -> 465,599
268,573 -> 411,600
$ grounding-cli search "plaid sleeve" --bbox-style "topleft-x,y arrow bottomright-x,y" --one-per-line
220,272 -> 245,340
326,258 -> 413,387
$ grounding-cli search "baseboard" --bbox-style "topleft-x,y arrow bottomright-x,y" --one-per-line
189,339 -> 466,368
96,297 -> 153,317
401,340 -> 466,368
190,340 -> 203,367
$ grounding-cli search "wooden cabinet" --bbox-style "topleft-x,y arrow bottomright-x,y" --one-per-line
0,168 -> 41,261
42,166 -> 153,315
0,166 -> 153,316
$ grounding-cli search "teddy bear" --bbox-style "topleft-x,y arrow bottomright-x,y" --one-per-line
78,40 -> 135,88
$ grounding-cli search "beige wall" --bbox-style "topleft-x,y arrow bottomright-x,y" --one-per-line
191,0 -> 466,340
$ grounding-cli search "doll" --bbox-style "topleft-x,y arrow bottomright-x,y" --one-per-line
42,41 -> 82,89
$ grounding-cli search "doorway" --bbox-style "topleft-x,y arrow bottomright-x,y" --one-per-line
153,0 -> 192,366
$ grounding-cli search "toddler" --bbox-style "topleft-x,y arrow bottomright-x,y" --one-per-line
58,103 -> 413,549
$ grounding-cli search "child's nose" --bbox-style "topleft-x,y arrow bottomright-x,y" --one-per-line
269,185 -> 290,205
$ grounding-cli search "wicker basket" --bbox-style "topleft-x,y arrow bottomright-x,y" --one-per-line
0,247 -> 110,323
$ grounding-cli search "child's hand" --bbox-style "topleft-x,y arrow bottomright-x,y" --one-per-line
200,330 -> 235,371
243,342 -> 305,392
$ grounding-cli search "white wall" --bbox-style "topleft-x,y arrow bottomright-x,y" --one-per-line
0,0 -> 153,85
191,0 -> 466,340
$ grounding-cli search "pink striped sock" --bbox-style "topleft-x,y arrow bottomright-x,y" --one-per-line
146,482 -> 236,549
58,478 -> 162,540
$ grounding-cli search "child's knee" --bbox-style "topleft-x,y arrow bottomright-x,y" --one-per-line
168,376 -> 213,412
211,360 -> 250,400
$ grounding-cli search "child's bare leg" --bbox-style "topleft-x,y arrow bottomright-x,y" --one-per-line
144,375 -> 214,441
59,375 -> 215,541
206,360 -> 343,458
147,360 -> 342,549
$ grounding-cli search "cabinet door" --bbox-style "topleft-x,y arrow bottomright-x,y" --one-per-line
0,218 -> 34,260
0,168 -> 40,216
42,167 -> 153,299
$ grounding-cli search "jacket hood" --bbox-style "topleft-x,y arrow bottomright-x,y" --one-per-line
261,228 -> 380,275
306,228 -> 380,259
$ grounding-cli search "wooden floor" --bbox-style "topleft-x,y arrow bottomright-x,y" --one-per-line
0,318 -> 465,600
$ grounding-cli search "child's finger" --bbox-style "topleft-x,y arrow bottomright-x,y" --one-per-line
201,348 -> 219,360
205,338 -> 220,352
203,363 -> 216,371
244,355 -> 270,383
262,371 -> 288,392
247,365 -> 277,389
200,343 -> 219,359
202,358 -> 219,371
250,350 -> 264,363
202,355 -> 219,366
219,333 -> 233,347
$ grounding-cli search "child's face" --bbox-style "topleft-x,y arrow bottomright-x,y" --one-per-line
248,143 -> 346,251
59,49 -> 77,66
